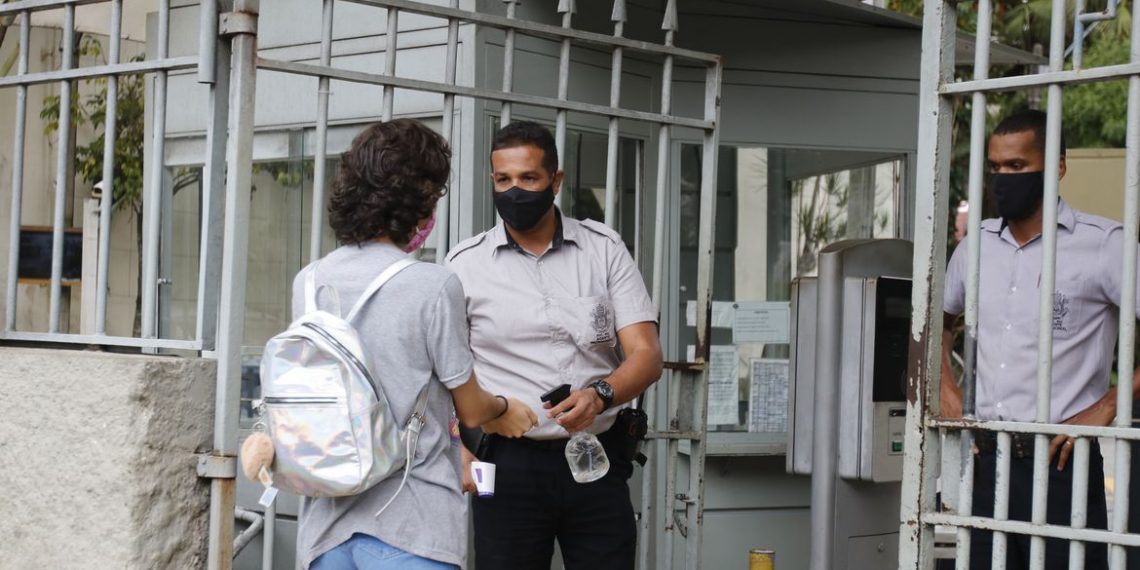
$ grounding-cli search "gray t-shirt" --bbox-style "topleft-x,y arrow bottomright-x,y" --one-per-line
291,241 -> 474,569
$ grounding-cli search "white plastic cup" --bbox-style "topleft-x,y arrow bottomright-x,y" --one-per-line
470,461 -> 496,497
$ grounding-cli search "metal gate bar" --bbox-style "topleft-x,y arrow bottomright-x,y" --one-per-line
553,0 -> 572,210
0,0 -> 210,350
901,0 -> 1140,568
308,0 -> 334,262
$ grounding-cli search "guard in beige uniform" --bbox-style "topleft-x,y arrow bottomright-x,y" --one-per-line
447,121 -> 663,570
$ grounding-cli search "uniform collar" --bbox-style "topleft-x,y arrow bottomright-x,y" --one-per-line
494,208 -> 577,255
981,198 -> 1077,239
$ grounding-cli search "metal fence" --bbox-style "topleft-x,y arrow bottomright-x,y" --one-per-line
899,1 -> 1140,568
0,1 -> 722,568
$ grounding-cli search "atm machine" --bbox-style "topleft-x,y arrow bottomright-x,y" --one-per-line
786,239 -> 913,570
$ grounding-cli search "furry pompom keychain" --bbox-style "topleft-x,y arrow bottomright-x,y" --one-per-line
240,432 -> 275,482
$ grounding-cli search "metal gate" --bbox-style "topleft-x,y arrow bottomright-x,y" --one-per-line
0,1 -> 722,568
900,1 -> 1140,569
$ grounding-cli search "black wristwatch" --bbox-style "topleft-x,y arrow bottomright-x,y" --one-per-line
589,380 -> 615,411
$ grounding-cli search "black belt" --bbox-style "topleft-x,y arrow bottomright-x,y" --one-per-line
489,427 -> 621,453
973,431 -> 1039,458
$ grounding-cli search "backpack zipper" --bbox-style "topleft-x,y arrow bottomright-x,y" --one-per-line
263,396 -> 339,405
300,322 -> 381,401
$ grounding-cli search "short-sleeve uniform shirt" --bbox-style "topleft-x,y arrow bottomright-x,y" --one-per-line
944,199 -> 1140,423
446,210 -> 657,440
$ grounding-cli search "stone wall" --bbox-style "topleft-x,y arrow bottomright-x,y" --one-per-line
0,348 -> 216,569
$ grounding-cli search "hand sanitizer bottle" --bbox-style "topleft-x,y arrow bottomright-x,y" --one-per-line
565,430 -> 609,483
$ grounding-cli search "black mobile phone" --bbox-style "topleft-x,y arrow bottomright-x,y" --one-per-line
540,383 -> 572,407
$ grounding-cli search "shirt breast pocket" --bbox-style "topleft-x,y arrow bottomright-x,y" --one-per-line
1036,276 -> 1087,340
554,295 -> 617,350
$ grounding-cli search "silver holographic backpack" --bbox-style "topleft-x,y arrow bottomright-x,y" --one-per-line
258,257 -> 426,514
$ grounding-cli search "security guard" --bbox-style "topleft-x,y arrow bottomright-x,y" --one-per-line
446,121 -> 663,570
941,110 -> 1140,569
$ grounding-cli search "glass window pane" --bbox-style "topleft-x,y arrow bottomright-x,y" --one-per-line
678,144 -> 905,434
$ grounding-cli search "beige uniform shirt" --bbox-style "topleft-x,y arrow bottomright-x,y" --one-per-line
446,211 -> 657,439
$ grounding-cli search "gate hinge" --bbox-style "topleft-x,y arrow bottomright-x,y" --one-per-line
197,453 -> 238,479
220,11 -> 258,37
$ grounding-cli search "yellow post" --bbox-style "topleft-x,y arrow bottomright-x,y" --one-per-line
749,549 -> 774,570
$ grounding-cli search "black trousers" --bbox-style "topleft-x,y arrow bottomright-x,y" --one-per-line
969,440 -> 1108,570
471,428 -> 636,570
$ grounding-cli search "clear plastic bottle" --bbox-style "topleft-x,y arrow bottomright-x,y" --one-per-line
565,431 -> 609,483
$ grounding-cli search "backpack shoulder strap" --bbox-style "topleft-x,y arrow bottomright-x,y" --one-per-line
345,257 -> 418,322
303,263 -> 321,314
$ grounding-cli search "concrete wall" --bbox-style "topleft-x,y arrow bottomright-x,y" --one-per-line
1061,148 -> 1127,223
0,348 -> 216,569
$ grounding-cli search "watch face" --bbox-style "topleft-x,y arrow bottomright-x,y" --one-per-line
595,381 -> 614,400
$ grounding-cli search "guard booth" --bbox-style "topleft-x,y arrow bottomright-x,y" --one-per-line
0,1 -> 1041,569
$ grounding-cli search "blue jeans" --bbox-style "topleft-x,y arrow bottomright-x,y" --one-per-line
311,534 -> 458,570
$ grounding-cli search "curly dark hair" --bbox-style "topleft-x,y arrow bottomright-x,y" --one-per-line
329,119 -> 451,246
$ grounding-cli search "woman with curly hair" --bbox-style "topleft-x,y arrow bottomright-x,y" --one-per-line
244,119 -> 537,570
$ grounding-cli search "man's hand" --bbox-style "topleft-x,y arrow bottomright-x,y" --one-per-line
459,445 -> 477,494
481,397 -> 538,438
1049,394 -> 1118,471
546,388 -> 603,433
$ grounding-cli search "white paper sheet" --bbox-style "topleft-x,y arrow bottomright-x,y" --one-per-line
733,302 -> 791,344
707,345 -> 739,426
749,358 -> 789,433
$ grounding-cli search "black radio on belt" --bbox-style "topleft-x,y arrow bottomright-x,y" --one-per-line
614,406 -> 648,466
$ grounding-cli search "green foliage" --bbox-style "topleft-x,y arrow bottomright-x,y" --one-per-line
40,36 -> 145,214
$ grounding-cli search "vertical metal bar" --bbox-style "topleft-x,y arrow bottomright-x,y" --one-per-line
48,4 -> 76,333
1068,437 -> 1090,569
381,7 -> 398,121
603,0 -> 624,229
1110,6 -> 1140,566
195,33 -> 231,349
198,0 -> 218,84
1029,2 -> 1067,567
956,3 -> 991,566
553,0 -> 574,210
95,0 -> 123,335
633,140 -> 642,263
1073,0 -> 1087,70
262,501 -> 276,570
993,432 -> 1012,570
5,12 -> 30,333
898,0 -> 956,568
656,4 -> 678,566
684,59 -> 722,570
141,0 -> 171,338
499,0 -> 518,127
435,0 -> 460,262
207,2 -> 258,567
309,0 -> 334,263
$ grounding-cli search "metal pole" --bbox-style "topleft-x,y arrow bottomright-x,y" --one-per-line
1069,437 -> 1091,568
654,4 -> 677,569
897,0 -> 956,568
309,0 -> 334,263
195,23 -> 232,349
198,0 -> 218,84
499,0 -> 518,127
603,0 -> 624,229
685,59 -> 722,570
956,1 -> 991,566
95,0 -> 123,335
262,501 -> 276,570
1028,3 -> 1067,567
381,6 -> 398,121
141,0 -> 171,339
5,11 -> 29,333
207,3 -> 258,568
48,4 -> 76,333
993,432 -> 1012,570
1110,4 -> 1140,566
553,0 -> 574,210
435,0 -> 460,262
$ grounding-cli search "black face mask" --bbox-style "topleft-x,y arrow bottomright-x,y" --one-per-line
493,184 -> 555,231
990,171 -> 1045,222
